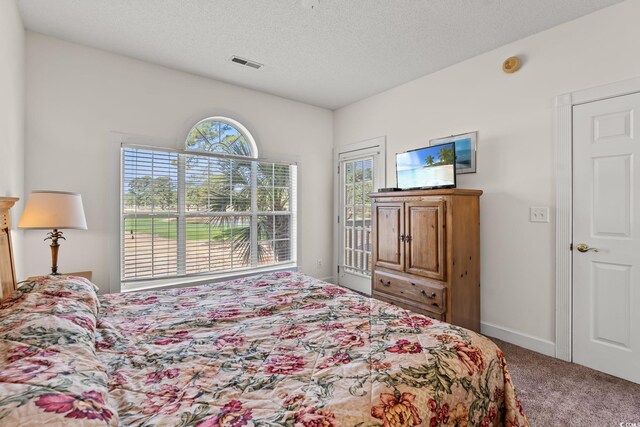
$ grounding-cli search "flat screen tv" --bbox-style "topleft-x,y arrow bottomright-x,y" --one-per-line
396,142 -> 457,190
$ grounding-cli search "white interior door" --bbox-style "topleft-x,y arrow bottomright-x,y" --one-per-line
336,142 -> 385,294
573,91 -> 640,383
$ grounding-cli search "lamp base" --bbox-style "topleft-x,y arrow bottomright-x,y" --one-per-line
45,229 -> 65,276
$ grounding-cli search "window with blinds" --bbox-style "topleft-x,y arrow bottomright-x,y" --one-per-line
121,146 -> 297,283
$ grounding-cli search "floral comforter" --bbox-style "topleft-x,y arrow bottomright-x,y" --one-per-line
0,273 -> 529,427
0,276 -> 118,426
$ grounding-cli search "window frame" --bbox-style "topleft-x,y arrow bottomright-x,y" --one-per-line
185,116 -> 259,158
119,142 -> 298,289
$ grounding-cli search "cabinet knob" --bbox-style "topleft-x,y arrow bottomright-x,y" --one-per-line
379,279 -> 391,287
399,234 -> 405,242
421,290 -> 437,299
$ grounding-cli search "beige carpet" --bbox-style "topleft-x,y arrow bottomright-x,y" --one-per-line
490,338 -> 640,427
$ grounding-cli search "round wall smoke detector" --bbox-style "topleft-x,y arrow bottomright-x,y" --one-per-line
301,0 -> 319,9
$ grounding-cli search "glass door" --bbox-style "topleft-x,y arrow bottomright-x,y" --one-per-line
337,143 -> 384,294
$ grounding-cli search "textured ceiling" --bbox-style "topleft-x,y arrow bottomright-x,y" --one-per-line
18,0 -> 624,109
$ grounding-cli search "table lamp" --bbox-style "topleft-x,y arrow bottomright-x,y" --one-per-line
18,191 -> 88,275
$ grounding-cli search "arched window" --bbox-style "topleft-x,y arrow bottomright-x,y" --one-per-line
120,116 -> 297,285
185,117 -> 258,158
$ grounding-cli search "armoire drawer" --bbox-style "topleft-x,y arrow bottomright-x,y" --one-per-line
373,270 -> 446,311
373,291 -> 446,321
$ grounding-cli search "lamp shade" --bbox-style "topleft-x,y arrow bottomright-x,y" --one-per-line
18,191 -> 88,230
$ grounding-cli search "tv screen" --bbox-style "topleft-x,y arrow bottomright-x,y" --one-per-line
396,142 -> 457,190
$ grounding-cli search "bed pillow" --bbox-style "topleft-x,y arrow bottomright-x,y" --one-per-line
0,276 -> 118,426
16,274 -> 101,312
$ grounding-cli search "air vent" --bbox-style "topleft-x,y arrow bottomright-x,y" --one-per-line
231,56 -> 263,69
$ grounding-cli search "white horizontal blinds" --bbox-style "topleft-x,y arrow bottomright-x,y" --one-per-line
122,149 -> 179,280
343,157 -> 373,276
121,146 -> 296,282
256,162 -> 295,265
183,155 -> 253,274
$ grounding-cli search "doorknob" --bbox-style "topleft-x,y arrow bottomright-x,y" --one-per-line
576,243 -> 598,253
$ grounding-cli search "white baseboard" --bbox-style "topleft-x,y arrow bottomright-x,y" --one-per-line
481,321 -> 556,357
319,276 -> 335,284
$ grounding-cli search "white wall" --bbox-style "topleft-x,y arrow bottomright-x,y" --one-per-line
334,0 -> 640,351
0,0 -> 25,280
25,33 -> 334,293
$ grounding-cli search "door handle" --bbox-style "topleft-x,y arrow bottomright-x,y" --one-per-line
399,234 -> 405,242
576,243 -> 598,253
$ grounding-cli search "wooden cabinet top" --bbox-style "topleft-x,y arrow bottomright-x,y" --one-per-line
369,188 -> 483,199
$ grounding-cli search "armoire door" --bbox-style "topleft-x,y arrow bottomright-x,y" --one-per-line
372,202 -> 404,271
405,201 -> 446,280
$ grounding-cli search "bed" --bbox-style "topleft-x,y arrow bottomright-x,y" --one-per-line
0,199 -> 529,426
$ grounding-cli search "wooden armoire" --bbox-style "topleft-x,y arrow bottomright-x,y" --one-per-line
370,189 -> 482,332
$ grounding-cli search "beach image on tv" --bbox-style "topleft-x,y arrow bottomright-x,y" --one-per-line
396,143 -> 455,189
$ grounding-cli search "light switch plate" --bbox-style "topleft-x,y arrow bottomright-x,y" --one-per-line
530,207 -> 549,223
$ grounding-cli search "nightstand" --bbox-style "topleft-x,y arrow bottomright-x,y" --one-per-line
27,271 -> 93,282
65,271 -> 93,281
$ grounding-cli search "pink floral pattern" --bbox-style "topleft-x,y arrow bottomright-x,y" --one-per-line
58,313 -> 96,332
5,345 -> 59,363
294,406 -> 337,426
401,314 -> 433,328
35,391 -> 114,422
454,340 -> 487,375
318,351 -> 351,369
197,400 -> 253,427
387,339 -> 424,354
153,330 -> 192,345
264,354 -> 306,375
276,324 -> 309,340
0,358 -> 58,383
0,275 -> 118,426
332,330 -> 366,348
141,384 -> 191,415
0,273 -> 529,427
